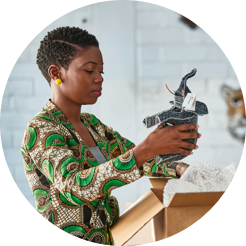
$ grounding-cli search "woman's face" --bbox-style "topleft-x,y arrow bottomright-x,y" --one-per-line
57,46 -> 104,105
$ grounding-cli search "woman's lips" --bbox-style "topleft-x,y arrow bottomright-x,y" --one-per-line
92,89 -> 102,96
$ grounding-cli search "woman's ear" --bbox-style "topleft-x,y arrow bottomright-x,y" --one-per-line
48,65 -> 61,81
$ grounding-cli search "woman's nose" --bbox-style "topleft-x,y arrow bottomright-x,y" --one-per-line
95,71 -> 104,83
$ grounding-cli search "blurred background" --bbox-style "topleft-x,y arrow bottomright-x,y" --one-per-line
0,0 -> 244,218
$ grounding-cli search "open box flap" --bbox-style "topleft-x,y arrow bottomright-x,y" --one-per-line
149,177 -> 170,190
167,192 -> 224,207
111,189 -> 164,246
149,178 -> 225,207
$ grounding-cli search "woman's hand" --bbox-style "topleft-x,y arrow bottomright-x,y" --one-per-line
133,123 -> 201,168
146,123 -> 200,157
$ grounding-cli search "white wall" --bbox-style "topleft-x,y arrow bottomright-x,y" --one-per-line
0,1 -> 243,213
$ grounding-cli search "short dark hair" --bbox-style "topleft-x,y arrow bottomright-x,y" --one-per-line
36,26 -> 99,85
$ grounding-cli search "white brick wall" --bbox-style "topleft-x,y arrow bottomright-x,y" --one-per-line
1,1 -> 244,214
0,4 -> 96,210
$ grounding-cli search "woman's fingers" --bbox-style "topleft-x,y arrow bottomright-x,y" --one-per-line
157,123 -> 198,131
176,123 -> 199,132
148,123 -> 202,157
179,131 -> 201,140
178,148 -> 193,155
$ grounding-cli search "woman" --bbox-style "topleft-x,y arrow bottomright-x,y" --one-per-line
21,27 -> 200,244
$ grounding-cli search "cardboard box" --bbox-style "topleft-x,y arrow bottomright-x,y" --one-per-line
124,202 -> 154,245
111,178 -> 224,245
150,178 -> 224,241
111,188 -> 164,245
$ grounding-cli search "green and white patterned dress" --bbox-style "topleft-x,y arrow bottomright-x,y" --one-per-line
21,99 -> 176,245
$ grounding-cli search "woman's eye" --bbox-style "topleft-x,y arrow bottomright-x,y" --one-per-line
85,70 -> 104,75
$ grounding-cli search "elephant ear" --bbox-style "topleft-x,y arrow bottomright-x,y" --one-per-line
194,101 -> 209,115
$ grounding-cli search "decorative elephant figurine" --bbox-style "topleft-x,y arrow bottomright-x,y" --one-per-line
143,68 -> 209,163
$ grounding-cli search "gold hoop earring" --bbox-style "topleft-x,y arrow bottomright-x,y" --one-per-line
56,78 -> 62,85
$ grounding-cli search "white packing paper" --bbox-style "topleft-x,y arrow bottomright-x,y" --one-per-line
163,162 -> 238,207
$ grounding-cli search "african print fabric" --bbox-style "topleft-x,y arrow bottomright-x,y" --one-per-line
21,99 -> 176,245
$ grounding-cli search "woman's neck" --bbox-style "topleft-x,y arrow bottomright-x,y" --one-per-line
51,94 -> 82,125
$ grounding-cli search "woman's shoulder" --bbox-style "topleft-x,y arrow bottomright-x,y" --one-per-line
26,106 -> 60,129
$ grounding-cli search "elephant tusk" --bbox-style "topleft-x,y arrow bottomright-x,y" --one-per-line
165,84 -> 175,95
